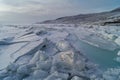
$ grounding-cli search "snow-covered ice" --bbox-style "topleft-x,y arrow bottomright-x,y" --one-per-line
0,24 -> 120,80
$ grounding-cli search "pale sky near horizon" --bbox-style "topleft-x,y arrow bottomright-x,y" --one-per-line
0,0 -> 120,24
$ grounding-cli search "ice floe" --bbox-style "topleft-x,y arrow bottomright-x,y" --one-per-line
0,24 -> 120,80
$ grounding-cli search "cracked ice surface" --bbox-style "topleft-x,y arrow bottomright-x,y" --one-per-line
0,24 -> 120,80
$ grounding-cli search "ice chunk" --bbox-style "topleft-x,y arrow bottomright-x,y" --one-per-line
105,34 -> 118,41
15,54 -> 33,65
115,37 -> 120,46
39,51 -> 48,61
6,63 -> 19,72
54,51 -> 74,65
115,57 -> 120,62
35,30 -> 47,36
47,30 -> 69,43
29,51 -> 40,64
14,33 -> 40,42
36,60 -> 52,71
0,40 -> 12,45
53,51 -> 74,71
3,37 -> 14,42
44,71 -> 68,80
102,68 -> 120,80
12,38 -> 46,62
41,41 -> 58,56
22,76 -> 34,80
17,65 -> 31,75
0,42 -> 28,69
117,51 -> 120,56
33,70 -> 49,79
56,40 -> 71,51
71,76 -> 84,80
0,70 -> 8,78
74,60 -> 86,71
3,77 -> 13,80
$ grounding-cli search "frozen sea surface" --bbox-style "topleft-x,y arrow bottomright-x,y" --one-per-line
0,25 -> 27,69
0,24 -> 120,80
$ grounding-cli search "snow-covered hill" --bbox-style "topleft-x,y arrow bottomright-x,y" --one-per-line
37,7 -> 120,25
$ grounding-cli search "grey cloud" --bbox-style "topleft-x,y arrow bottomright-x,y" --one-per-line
2,0 -> 26,6
0,0 -> 86,24
0,0 -> 118,24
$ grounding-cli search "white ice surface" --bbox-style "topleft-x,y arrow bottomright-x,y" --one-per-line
0,24 -> 120,80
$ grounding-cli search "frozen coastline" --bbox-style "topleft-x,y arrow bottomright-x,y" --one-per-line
0,24 -> 120,80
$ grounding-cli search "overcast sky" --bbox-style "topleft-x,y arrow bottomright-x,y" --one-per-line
0,0 -> 120,24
